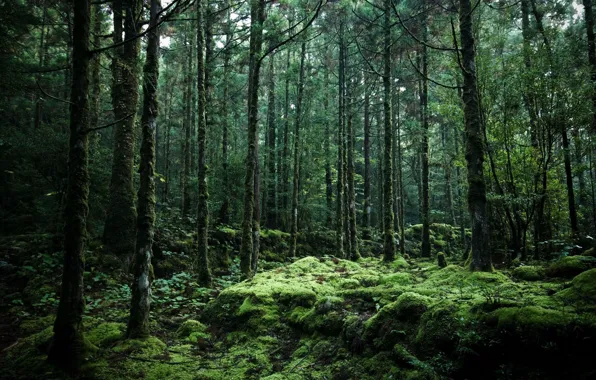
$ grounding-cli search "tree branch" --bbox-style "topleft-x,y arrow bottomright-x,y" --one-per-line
85,112 -> 135,133
36,81 -> 73,105
407,54 -> 462,90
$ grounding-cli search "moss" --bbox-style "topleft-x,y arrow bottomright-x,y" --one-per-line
437,252 -> 447,268
485,306 -> 571,335
583,247 -> 596,257
546,256 -> 596,278
392,256 -> 410,269
512,265 -> 544,281
176,319 -> 210,342
113,336 -> 167,357
87,322 -> 124,347
381,272 -> 413,285
19,315 -> 55,336
425,264 -> 510,287
415,302 -> 465,354
4,326 -> 53,374
555,268 -> 596,304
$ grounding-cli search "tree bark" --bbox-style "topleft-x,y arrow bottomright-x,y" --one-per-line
127,0 -> 160,339
289,41 -> 306,258
48,0 -> 91,370
336,20 -> 346,258
382,0 -> 396,262
420,15 -> 431,257
218,0 -> 232,224
240,0 -> 266,277
346,70 -> 360,261
196,0 -> 212,286
363,74 -> 371,239
459,0 -> 491,271
104,0 -> 141,265
264,53 -> 278,229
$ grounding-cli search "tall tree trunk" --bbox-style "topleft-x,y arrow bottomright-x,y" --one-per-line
346,71 -> 360,261
396,82 -> 406,256
219,1 -> 232,224
48,0 -> 91,370
363,74 -> 371,239
182,31 -> 192,216
281,48 -> 293,231
336,20 -> 346,258
34,0 -> 48,130
264,53 -> 277,229
127,0 -> 160,339
104,0 -> 141,265
382,0 -> 396,262
420,20 -> 431,257
290,41 -> 306,258
562,124 -> 579,236
196,0 -> 212,286
325,68 -> 334,227
240,0 -> 266,277
89,4 -> 102,135
459,0 -> 491,271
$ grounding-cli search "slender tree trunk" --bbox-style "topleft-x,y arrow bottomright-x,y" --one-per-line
420,19 -> 431,257
34,0 -> 48,130
281,48 -> 293,231
584,0 -> 596,231
127,0 -> 160,339
196,0 -> 212,286
89,4 -> 102,134
182,31 -> 192,216
346,71 -> 360,261
324,68 -> 334,227
396,83 -> 405,256
382,0 -> 396,262
562,124 -> 579,236
363,75 -> 371,239
336,21 -> 346,258
290,41 -> 306,257
104,0 -> 141,265
48,0 -> 91,370
219,2 -> 232,224
240,0 -> 265,277
265,53 -> 277,229
459,0 -> 491,271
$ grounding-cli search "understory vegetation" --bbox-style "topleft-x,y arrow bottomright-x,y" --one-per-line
2,224 -> 596,379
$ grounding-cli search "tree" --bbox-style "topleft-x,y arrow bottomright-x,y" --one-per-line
104,0 -> 141,266
459,0 -> 491,271
48,0 -> 91,369
127,0 -> 160,339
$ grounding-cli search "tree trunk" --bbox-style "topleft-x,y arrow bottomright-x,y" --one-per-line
336,20 -> 346,258
48,0 -> 91,370
363,74 -> 371,239
196,0 -> 212,286
396,82 -> 405,256
218,1 -> 232,224
584,0 -> 596,231
459,0 -> 492,271
127,0 -> 160,339
240,0 -> 265,277
561,124 -> 579,236
281,48 -> 293,231
104,0 -> 141,265
89,4 -> 102,135
182,31 -> 192,216
289,41 -> 306,258
382,0 -> 396,262
420,19 -> 431,257
264,53 -> 277,229
346,70 -> 360,261
325,68 -> 334,227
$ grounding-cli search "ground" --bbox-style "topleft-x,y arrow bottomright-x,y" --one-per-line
1,226 -> 596,379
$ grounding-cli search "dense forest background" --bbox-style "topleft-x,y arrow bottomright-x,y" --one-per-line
1,0 -> 596,378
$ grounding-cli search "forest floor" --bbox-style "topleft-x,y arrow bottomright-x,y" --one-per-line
1,229 -> 596,379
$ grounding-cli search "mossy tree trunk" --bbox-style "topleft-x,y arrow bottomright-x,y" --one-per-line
182,29 -> 193,217
459,0 -> 491,271
240,0 -> 265,277
324,66 -> 334,227
104,0 -> 141,266
382,0 -> 396,262
420,8 -> 431,258
127,0 -> 160,339
336,19 -> 346,259
362,74 -> 371,239
289,40 -> 306,258
196,0 -> 212,286
264,53 -> 277,230
346,69 -> 360,261
218,0 -> 232,225
89,4 -> 102,135
281,47 -> 293,232
48,0 -> 91,370
396,80 -> 406,256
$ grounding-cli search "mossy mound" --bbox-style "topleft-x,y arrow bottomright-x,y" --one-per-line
545,256 -> 596,278
512,265 -> 545,281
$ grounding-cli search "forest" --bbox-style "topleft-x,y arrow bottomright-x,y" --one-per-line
1,0 -> 596,378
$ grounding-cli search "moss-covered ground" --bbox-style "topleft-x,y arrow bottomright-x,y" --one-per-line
1,227 -> 596,379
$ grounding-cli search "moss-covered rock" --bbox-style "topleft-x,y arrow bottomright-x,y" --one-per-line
113,336 -> 167,357
555,268 -> 596,305
176,319 -> 210,343
545,256 -> 596,278
582,247 -> 596,258
512,265 -> 544,281
19,315 -> 55,336
87,322 -> 124,347
415,302 -> 465,354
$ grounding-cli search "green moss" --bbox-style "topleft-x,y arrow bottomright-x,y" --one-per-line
381,272 -> 413,285
437,252 -> 447,268
392,256 -> 410,269
486,306 -> 571,334
546,256 -> 596,278
113,336 -> 167,357
87,322 -> 124,347
19,315 -> 55,336
555,268 -> 596,305
512,265 -> 544,281
4,326 -> 53,374
177,319 -> 210,342
583,247 -> 596,257
415,302 -> 466,353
